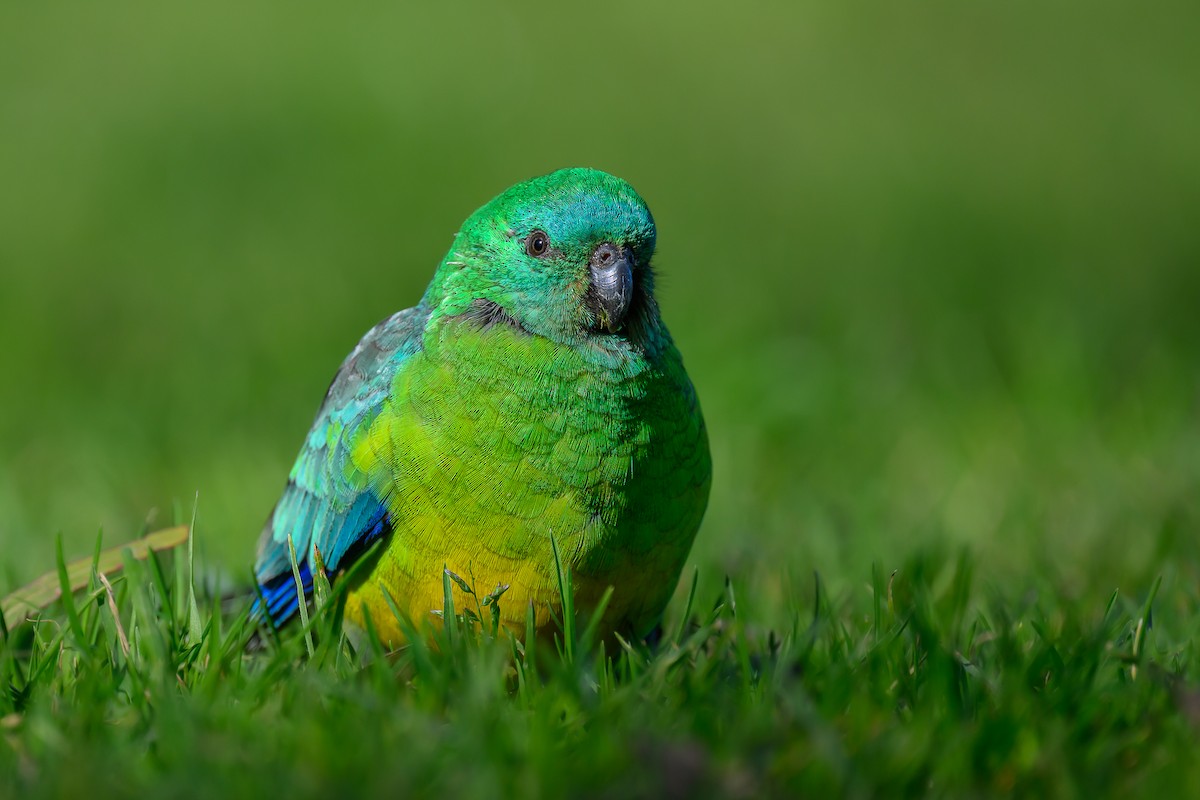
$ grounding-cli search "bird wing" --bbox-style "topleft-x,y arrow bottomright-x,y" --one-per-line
254,304 -> 429,624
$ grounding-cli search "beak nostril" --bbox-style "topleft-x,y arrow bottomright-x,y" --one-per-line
592,242 -> 623,268
588,243 -> 635,333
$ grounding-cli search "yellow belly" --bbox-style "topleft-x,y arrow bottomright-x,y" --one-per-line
341,510 -> 686,647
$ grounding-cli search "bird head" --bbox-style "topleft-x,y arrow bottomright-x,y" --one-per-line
424,168 -> 660,347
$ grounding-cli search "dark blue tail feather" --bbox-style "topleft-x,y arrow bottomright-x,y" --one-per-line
253,563 -> 314,627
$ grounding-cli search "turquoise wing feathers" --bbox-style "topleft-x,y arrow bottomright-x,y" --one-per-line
254,305 -> 429,622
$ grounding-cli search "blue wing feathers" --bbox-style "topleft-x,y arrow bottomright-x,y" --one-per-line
324,492 -> 388,570
253,305 -> 428,627
252,497 -> 392,627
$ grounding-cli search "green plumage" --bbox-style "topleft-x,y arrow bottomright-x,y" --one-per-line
256,168 -> 710,642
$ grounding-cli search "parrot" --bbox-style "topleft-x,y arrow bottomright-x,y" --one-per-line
254,167 -> 711,646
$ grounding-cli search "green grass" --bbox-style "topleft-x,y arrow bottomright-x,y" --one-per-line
3,0 -> 1200,795
3,535 -> 1198,798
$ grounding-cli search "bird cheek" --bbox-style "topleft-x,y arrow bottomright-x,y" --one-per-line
567,277 -> 597,328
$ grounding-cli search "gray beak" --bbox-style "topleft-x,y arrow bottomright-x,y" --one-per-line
589,242 -> 634,333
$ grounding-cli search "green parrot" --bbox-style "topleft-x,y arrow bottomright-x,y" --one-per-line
255,168 -> 711,645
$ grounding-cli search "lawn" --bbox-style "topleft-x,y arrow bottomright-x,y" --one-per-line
2,2 -> 1199,796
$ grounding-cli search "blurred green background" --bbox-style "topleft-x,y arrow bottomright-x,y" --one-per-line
2,2 -> 1198,610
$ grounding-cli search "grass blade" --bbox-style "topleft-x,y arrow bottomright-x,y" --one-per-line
2,526 -> 189,632
287,534 -> 314,658
549,533 -> 574,662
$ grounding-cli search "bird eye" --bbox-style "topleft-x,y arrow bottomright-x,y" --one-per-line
525,230 -> 551,258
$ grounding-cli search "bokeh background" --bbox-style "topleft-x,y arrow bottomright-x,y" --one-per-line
3,2 -> 1198,614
